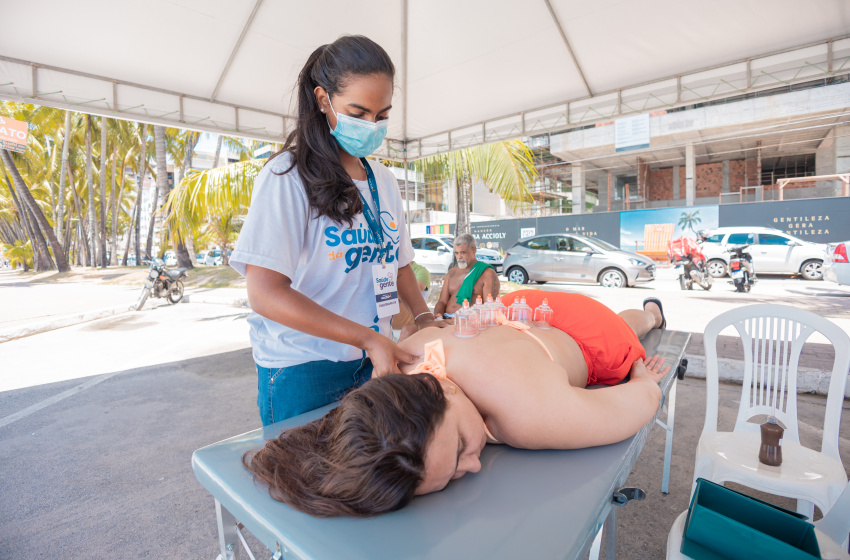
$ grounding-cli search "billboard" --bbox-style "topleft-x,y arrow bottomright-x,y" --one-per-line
0,116 -> 28,153
620,205 -> 719,256
718,196 -> 850,244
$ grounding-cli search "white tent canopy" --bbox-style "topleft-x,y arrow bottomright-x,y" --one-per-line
2,0 -> 848,161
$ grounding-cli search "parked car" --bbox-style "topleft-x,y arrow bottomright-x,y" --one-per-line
823,241 -> 850,286
163,250 -> 177,266
411,234 -> 504,274
699,227 -> 826,280
204,249 -> 232,266
503,234 -> 655,288
196,250 -> 209,265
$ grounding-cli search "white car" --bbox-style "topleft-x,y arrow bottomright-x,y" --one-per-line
823,241 -> 850,286
163,250 -> 177,266
411,234 -> 504,275
700,227 -> 826,280
203,249 -> 232,266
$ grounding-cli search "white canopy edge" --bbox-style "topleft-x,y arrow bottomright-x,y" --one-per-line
2,35 -> 848,162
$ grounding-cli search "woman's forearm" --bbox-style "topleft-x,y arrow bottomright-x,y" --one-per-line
246,264 -> 378,350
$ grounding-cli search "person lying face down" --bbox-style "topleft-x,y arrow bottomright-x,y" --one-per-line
243,290 -> 670,517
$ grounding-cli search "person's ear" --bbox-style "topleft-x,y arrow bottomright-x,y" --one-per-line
313,86 -> 329,114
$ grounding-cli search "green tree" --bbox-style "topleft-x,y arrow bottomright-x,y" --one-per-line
412,139 -> 537,235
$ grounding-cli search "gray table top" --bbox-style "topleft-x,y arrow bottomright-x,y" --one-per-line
193,329 -> 691,560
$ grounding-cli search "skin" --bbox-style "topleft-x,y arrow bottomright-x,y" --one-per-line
391,301 -> 669,496
246,74 -> 449,378
434,244 -> 501,318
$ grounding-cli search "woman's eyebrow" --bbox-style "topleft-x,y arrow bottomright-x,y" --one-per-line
346,103 -> 393,114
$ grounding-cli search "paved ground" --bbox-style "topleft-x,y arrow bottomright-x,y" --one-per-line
0,265 -> 848,559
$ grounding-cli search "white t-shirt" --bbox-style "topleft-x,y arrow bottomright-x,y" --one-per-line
230,153 -> 415,368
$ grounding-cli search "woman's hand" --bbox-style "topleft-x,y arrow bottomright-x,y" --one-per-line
364,331 -> 420,378
630,355 -> 670,385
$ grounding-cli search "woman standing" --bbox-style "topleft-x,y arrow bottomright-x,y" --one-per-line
231,36 -> 445,426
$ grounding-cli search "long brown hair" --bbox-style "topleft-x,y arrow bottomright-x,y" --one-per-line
268,35 -> 395,227
243,374 -> 447,517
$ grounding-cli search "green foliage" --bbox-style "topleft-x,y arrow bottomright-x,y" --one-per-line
2,240 -> 33,269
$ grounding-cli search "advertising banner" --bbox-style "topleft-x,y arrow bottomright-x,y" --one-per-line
620,205 -> 719,257
470,221 -> 520,253
534,212 -> 621,247
0,115 -> 28,153
718,197 -> 850,244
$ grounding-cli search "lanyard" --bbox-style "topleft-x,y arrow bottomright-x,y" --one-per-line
358,157 -> 386,267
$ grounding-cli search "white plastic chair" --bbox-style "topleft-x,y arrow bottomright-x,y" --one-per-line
693,304 -> 849,519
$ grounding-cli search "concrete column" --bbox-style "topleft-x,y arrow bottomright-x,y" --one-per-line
722,160 -> 730,193
685,144 -> 696,206
672,166 -> 680,200
572,163 -> 586,214
836,123 -> 850,196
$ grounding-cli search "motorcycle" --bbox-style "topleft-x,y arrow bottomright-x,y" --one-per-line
668,236 -> 712,291
134,258 -> 188,310
673,256 -> 713,290
726,244 -> 757,292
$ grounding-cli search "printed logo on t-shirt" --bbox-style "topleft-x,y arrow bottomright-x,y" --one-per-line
324,212 -> 400,274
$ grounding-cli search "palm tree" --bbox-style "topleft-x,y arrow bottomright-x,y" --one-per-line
163,159 -> 263,267
678,210 -> 702,235
411,139 -> 537,235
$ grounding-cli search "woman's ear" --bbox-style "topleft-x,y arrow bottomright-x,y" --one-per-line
313,86 -> 328,113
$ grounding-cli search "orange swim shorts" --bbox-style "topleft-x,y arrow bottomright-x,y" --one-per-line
499,290 -> 645,386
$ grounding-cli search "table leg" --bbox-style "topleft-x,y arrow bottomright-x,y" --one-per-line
604,507 -> 617,560
216,499 -> 240,560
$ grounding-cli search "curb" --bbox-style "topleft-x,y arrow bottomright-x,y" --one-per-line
682,353 -> 850,398
0,304 -> 131,344
182,294 -> 250,307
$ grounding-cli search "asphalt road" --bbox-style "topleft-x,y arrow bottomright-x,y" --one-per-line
0,270 -> 848,559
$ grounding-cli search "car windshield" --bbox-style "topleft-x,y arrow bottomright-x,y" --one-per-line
585,237 -> 619,251
440,237 -> 453,247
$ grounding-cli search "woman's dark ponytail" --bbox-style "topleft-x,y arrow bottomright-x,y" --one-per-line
268,36 -> 395,227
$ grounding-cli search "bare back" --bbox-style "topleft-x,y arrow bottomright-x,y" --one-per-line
398,325 -> 589,446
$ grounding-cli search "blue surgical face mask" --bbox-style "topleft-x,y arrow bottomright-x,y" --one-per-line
327,98 -> 388,157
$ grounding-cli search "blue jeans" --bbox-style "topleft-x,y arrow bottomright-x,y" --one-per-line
255,357 -> 373,426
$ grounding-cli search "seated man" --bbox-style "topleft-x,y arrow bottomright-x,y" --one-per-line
434,233 -> 500,320
244,291 -> 668,518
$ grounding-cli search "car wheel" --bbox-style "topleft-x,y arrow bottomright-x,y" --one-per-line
599,268 -> 627,288
800,259 -> 823,281
507,267 -> 528,285
707,259 -> 727,278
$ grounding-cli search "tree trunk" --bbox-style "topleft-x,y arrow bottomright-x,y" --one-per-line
86,115 -> 97,268
99,116 -> 108,268
134,124 -> 147,264
212,134 -> 223,168
122,198 -> 136,266
56,110 -> 72,246
175,133 -> 196,269
109,144 -> 118,265
455,154 -> 471,236
69,164 -> 89,267
3,170 -> 52,270
146,125 -> 167,259
0,149 -> 68,271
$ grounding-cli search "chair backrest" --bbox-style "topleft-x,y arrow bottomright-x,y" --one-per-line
702,304 -> 850,460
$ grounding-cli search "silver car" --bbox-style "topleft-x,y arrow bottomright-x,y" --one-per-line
503,234 -> 655,288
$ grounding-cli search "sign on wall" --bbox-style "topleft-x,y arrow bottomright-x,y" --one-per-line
620,205 -> 719,253
615,113 -> 650,152
0,116 -> 28,153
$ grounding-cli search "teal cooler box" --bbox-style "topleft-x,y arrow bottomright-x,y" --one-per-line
682,478 -> 821,560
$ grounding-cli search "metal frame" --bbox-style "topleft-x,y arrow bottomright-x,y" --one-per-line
777,173 -> 850,200
2,35 -> 848,160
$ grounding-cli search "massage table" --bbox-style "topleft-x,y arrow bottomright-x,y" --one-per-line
192,329 -> 690,560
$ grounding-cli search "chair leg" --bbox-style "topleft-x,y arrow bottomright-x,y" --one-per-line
796,499 -> 815,521
659,379 -> 678,494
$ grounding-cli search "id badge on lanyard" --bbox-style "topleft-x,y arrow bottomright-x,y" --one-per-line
360,158 -> 400,319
